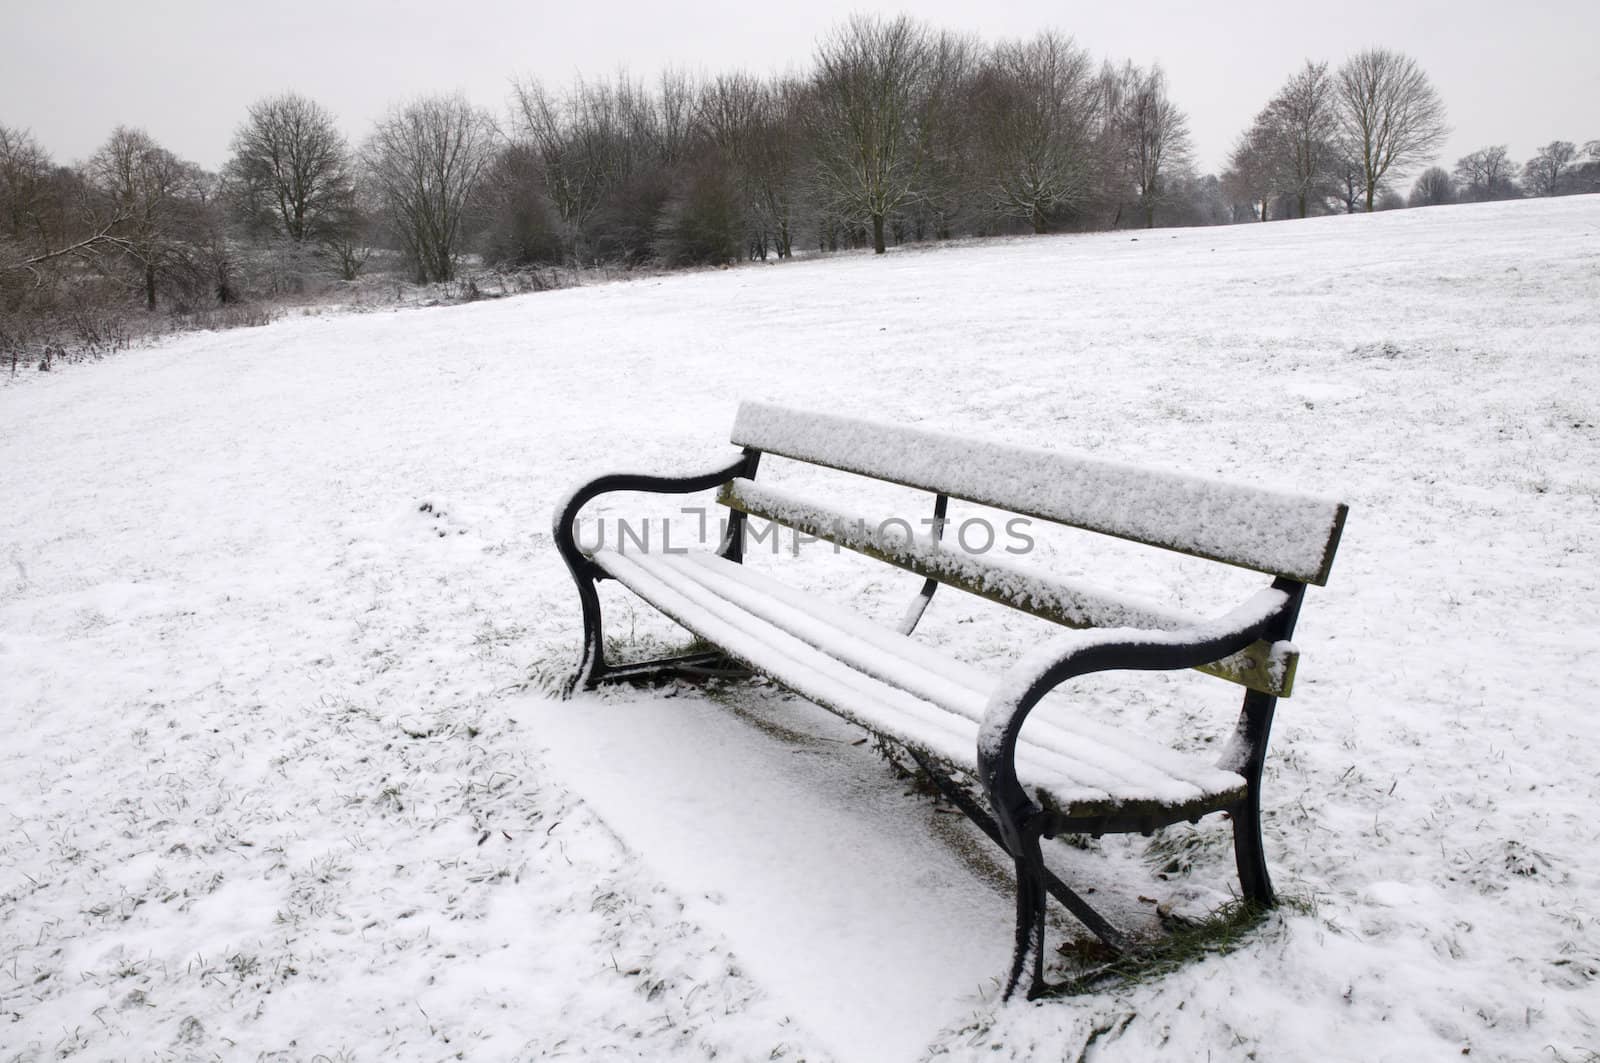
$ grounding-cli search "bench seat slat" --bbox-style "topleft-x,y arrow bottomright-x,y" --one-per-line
592,547 -> 1249,819
669,553 -> 1258,800
731,401 -> 1347,586
719,478 -> 1298,697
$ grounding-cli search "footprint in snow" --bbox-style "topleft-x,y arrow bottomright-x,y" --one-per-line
417,500 -> 468,538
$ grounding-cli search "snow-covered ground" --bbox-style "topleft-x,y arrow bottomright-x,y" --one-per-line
3,196 -> 1598,1062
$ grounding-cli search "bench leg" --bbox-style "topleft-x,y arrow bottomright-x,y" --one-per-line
1006,826 -> 1050,1001
1230,689 -> 1278,906
562,567 -> 607,697
1232,788 -> 1275,906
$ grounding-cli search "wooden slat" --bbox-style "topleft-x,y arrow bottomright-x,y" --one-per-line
718,478 -> 1298,697
730,401 -> 1347,586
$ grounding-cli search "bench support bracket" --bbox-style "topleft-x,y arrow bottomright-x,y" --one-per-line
592,650 -> 752,685
553,450 -> 760,696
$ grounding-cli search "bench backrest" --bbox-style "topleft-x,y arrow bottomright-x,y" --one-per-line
729,401 -> 1346,586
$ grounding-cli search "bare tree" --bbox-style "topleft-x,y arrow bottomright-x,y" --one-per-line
1262,61 -> 1338,218
698,71 -> 771,256
318,180 -> 378,280
973,31 -> 1101,233
509,77 -> 604,255
751,80 -> 808,257
1335,48 -> 1449,212
651,68 -> 698,168
226,93 -> 355,244
1581,140 -> 1600,193
1522,140 -> 1578,197
363,95 -> 495,283
0,126 -> 54,245
1113,62 -> 1193,228
511,76 -> 613,258
86,126 -> 209,309
698,72 -> 764,168
1409,166 -> 1455,207
808,14 -> 936,254
1453,146 -> 1518,201
908,28 -> 982,242
1221,119 -> 1280,222
509,72 -> 673,262
697,73 -> 806,258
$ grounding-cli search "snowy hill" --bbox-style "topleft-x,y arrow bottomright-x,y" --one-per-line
3,196 -> 1599,1062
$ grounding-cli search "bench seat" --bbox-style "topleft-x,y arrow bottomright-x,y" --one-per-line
593,547 -> 1249,823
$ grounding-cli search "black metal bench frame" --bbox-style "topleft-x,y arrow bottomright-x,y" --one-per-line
553,403 -> 1345,999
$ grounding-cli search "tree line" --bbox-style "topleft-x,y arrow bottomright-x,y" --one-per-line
1222,49 -> 1598,219
4,15 -> 1597,366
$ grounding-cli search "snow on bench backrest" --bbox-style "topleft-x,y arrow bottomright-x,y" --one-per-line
730,401 -> 1348,586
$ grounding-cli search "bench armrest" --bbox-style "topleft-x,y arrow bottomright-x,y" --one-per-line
552,452 -> 758,577
976,587 -> 1293,843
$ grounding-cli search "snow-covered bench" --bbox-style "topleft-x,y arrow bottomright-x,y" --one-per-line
553,401 -> 1348,999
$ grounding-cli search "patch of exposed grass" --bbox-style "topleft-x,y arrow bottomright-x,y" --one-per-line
1047,897 -> 1291,995
1141,821 -> 1233,878
524,640 -> 577,696
1546,1050 -> 1600,1063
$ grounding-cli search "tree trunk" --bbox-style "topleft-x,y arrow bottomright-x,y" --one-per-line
871,213 -> 886,254
144,263 -> 156,310
1365,185 -> 1376,212
1298,193 -> 1308,218
1259,198 -> 1268,222
1031,206 -> 1047,235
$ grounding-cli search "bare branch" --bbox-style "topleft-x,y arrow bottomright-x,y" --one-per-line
1,217 -> 136,283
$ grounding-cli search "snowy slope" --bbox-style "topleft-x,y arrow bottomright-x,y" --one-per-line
3,196 -> 1599,1062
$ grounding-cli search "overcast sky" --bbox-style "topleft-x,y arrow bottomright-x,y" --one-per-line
5,0 -> 1596,177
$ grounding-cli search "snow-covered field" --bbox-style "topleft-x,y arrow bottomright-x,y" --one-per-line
3,197 -> 1598,1062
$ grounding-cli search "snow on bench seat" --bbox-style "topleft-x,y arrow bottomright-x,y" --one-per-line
591,547 -> 1249,821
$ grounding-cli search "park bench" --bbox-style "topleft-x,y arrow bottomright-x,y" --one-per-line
553,400 -> 1347,999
